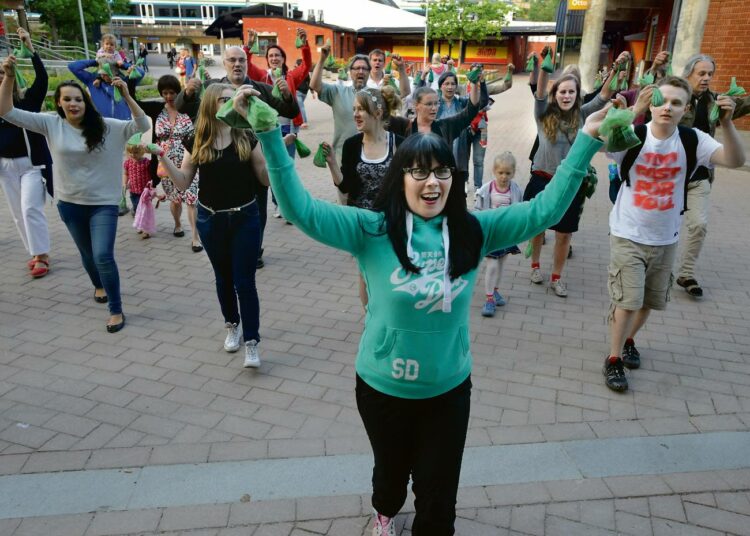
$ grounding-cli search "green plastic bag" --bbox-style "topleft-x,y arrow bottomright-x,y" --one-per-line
609,65 -> 620,91
313,143 -> 327,168
14,69 -> 27,90
100,63 -> 122,102
13,43 -> 33,59
384,51 -> 392,74
249,36 -> 260,55
523,240 -> 533,259
295,36 -> 303,49
651,86 -> 664,107
541,51 -> 554,73
525,55 -> 535,72
216,92 -> 278,131
414,71 -> 422,85
665,62 -> 673,76
295,138 -> 311,158
503,65 -> 512,83
639,72 -> 655,86
146,143 -> 160,153
388,75 -> 398,90
594,74 -> 603,90
619,77 -> 629,91
338,67 -> 348,81
325,54 -> 336,68
271,67 -> 282,98
599,107 -> 640,153
709,77 -> 747,123
118,188 -> 128,212
427,70 -> 434,84
127,133 -> 142,146
466,67 -> 481,84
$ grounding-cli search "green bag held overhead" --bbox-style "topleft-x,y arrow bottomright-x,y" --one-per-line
13,43 -> 33,59
325,54 -> 336,68
609,65 -> 620,91
593,73 -> 603,90
338,67 -> 348,81
427,70 -> 434,84
127,133 -> 143,146
414,71 -> 422,85
249,35 -> 260,55
295,138 -> 311,158
540,51 -> 554,73
216,91 -> 279,131
465,67 -> 481,84
384,51 -> 392,74
503,65 -> 512,83
313,143 -> 327,168
129,59 -> 144,80
525,55 -> 535,72
295,36 -> 303,49
599,107 -> 640,153
639,72 -> 655,86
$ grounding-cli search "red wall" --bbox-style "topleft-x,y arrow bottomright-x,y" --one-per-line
702,0 -> 750,130
241,17 -> 356,69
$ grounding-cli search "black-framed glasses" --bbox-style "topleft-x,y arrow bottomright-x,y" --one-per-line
217,96 -> 231,103
403,166 -> 454,180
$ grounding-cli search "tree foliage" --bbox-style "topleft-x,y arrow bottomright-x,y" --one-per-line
426,0 -> 513,44
527,0 -> 559,22
28,0 -> 130,44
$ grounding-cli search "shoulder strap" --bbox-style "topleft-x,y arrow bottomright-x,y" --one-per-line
677,125 -> 699,214
619,124 -> 648,187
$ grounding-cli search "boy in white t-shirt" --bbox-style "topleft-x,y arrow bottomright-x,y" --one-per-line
603,76 -> 746,392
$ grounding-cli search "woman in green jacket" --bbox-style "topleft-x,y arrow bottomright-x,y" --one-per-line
232,89 -> 610,536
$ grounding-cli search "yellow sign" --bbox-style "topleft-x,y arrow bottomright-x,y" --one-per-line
567,0 -> 589,10
464,45 -> 508,62
393,45 -> 426,60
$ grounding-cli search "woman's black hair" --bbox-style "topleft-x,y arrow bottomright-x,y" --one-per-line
373,133 -> 483,279
54,80 -> 107,152
157,74 -> 181,95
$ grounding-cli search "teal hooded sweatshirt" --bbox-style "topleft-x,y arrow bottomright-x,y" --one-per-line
257,127 -> 602,399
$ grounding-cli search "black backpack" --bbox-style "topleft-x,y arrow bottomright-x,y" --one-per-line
609,124 -> 698,214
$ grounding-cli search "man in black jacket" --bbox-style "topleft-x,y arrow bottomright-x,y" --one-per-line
176,46 -> 299,268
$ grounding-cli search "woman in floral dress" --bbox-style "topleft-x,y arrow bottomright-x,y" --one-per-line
135,74 -> 201,251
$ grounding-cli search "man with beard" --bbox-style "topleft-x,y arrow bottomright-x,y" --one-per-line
310,43 -> 372,169
674,55 -> 750,298
175,46 -> 299,268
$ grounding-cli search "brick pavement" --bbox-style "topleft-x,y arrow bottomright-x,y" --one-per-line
0,75 -> 749,534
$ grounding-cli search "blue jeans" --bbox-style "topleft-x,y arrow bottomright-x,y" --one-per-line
196,201 -> 261,342
281,124 -> 296,159
57,201 -> 122,314
456,130 -> 487,189
296,90 -> 308,124
130,192 -> 141,214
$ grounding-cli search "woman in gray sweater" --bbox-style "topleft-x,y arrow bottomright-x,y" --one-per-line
0,55 -> 150,332
523,54 -> 613,298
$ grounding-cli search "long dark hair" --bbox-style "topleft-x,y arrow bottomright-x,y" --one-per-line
373,133 -> 483,279
54,81 -> 107,152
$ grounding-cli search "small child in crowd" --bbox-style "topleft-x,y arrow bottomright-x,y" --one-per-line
133,181 -> 163,239
96,34 -> 127,64
474,152 -> 523,317
123,143 -> 151,215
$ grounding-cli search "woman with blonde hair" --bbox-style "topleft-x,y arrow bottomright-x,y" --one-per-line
149,83 -> 270,368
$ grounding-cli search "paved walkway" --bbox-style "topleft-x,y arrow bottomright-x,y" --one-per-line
1,77 -> 750,535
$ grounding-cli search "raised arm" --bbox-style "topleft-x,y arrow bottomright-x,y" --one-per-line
147,143 -> 197,191
231,89 -> 368,254
68,59 -> 97,85
24,32 -> 48,110
309,41 -> 330,95
322,142 -> 343,187
709,96 -> 747,168
535,47 -> 551,100
0,56 -> 52,136
477,105 -> 608,251
391,54 -> 411,98
286,29 -> 312,88
243,30 -> 269,83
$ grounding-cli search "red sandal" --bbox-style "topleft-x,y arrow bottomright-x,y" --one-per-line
30,259 -> 49,278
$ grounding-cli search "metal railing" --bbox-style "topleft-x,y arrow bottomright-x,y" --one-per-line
3,36 -> 89,61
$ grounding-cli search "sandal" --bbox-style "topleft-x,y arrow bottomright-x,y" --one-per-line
173,226 -> 185,237
676,277 -> 703,298
191,241 -> 203,253
30,259 -> 49,278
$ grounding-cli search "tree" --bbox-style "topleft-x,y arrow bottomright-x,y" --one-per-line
28,0 -> 130,44
427,0 -> 514,56
527,0 -> 559,22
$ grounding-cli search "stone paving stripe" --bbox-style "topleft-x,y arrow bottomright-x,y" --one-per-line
0,431 -> 749,520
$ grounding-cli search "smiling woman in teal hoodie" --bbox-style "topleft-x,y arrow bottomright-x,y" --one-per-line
233,88 -> 608,536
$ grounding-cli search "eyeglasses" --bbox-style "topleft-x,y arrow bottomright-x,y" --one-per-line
217,96 -> 231,103
350,66 -> 370,72
403,166 -> 453,180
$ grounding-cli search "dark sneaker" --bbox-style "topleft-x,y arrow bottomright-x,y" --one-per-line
481,300 -> 496,317
603,356 -> 628,392
622,341 -> 641,369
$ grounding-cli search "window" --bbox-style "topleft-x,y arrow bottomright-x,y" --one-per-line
315,35 -> 324,46
184,8 -> 198,18
258,36 -> 277,56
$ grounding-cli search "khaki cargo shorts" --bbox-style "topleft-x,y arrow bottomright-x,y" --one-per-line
608,235 -> 677,312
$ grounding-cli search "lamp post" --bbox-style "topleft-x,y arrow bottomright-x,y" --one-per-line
76,0 -> 89,58
422,0 -> 429,71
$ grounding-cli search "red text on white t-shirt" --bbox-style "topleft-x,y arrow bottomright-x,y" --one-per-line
632,151 -> 680,211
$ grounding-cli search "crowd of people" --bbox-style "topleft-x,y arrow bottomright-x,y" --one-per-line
0,26 -> 748,536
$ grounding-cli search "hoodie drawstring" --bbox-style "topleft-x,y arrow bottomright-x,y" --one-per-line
405,212 -> 452,313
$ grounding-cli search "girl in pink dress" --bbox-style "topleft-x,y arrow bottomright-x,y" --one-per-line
133,181 -> 163,238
